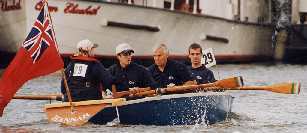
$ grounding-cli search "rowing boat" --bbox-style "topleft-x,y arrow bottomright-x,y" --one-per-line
42,77 -> 300,126
44,76 -> 242,126
44,92 -> 233,125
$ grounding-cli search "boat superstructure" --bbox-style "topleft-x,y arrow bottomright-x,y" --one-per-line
0,0 -> 26,53
2,0 -> 276,64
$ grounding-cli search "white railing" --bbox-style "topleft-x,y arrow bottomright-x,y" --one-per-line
105,0 -> 199,14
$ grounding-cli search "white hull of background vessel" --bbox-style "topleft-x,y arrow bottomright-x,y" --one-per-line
4,0 -> 274,62
0,0 -> 26,53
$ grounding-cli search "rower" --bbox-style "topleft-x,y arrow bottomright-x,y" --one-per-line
148,44 -> 196,88
187,43 -> 216,84
108,43 -> 156,98
61,39 -> 113,102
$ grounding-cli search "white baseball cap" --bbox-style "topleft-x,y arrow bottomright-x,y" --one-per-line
115,43 -> 134,54
77,39 -> 98,51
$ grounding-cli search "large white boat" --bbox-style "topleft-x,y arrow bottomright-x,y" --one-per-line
4,0 -> 275,64
0,0 -> 26,68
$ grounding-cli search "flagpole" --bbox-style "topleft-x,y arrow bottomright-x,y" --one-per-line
61,69 -> 75,112
44,0 -> 75,112
45,0 -> 60,52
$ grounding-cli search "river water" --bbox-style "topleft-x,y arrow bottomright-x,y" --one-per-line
0,63 -> 306,133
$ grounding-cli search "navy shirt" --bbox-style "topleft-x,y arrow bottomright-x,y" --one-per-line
148,60 -> 194,88
108,62 -> 156,92
188,65 -> 216,84
61,56 -> 113,102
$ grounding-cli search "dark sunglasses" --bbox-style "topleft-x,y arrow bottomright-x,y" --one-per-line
120,51 -> 133,56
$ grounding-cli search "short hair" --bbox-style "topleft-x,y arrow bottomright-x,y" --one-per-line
77,48 -> 90,55
153,43 -> 169,55
188,43 -> 202,54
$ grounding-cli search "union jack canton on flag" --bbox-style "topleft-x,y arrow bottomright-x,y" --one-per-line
0,1 -> 64,116
22,3 -> 58,63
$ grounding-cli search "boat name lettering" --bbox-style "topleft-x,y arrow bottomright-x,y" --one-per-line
0,0 -> 21,12
51,113 -> 91,123
35,1 -> 58,13
64,2 -> 101,15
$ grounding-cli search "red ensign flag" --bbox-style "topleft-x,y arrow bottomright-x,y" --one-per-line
0,1 -> 64,116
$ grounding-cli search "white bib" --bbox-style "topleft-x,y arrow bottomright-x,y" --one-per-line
73,63 -> 88,77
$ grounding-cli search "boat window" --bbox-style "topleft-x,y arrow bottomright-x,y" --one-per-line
103,0 -> 201,14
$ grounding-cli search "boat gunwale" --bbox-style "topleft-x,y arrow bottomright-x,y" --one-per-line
123,91 -> 233,105
44,92 -> 231,109
44,98 -> 126,109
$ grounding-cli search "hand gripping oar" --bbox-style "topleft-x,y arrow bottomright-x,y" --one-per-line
134,76 -> 244,97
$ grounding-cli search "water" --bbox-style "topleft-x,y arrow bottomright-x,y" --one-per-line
0,63 -> 306,133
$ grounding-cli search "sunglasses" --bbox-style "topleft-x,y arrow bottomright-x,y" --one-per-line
120,51 -> 133,56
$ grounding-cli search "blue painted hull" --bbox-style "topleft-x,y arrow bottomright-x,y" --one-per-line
89,92 -> 233,125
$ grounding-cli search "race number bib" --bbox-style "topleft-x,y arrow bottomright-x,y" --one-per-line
73,64 -> 88,77
201,48 -> 216,68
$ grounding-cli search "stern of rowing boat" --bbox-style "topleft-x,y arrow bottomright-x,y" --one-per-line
44,98 -> 125,126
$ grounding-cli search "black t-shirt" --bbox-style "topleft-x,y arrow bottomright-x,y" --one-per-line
148,60 -> 193,88
188,65 -> 216,84
108,62 -> 156,92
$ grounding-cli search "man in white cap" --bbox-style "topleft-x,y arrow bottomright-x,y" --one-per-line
108,43 -> 156,98
61,39 -> 113,102
75,39 -> 98,56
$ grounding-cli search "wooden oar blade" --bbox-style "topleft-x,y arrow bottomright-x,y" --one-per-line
271,82 -> 301,94
216,76 -> 244,88
44,98 -> 125,126
236,82 -> 301,94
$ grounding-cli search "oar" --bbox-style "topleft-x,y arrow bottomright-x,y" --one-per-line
133,76 -> 244,97
13,94 -> 62,101
233,82 -> 301,94
113,88 -> 152,98
135,82 -> 300,97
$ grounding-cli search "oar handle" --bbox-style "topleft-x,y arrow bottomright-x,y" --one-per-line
134,90 -> 156,96
113,88 -> 152,98
164,83 -> 215,93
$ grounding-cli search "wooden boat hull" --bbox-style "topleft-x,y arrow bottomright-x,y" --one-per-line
44,99 -> 125,126
89,92 -> 233,125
